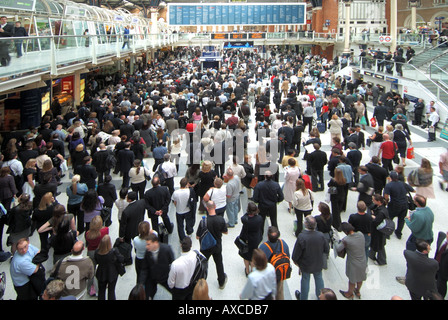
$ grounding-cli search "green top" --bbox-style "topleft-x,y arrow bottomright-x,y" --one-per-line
405,206 -> 434,241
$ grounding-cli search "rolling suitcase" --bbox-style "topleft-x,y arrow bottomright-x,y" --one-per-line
317,121 -> 326,133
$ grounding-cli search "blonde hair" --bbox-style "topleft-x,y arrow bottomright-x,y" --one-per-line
38,192 -> 54,210
86,215 -> 103,240
202,160 -> 212,173
25,158 -> 37,169
97,234 -> 112,255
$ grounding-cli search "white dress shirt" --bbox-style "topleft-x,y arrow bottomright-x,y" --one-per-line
167,250 -> 198,289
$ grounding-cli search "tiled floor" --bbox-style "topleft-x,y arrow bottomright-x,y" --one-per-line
1,97 -> 447,301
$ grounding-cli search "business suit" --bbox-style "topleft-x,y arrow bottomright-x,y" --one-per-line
79,164 -> 98,190
119,199 -> 146,243
365,163 -> 388,194
434,231 -> 448,298
355,173 -> 374,208
0,22 -> 13,66
373,104 -> 387,127
307,149 -> 327,191
253,179 -> 284,233
139,243 -> 175,299
117,148 -> 134,188
404,249 -> 439,300
144,185 -> 173,235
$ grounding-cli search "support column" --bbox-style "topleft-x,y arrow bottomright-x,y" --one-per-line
343,0 -> 353,54
73,71 -> 81,107
390,0 -> 397,53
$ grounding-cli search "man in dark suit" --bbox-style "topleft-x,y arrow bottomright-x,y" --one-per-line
292,216 -> 329,300
18,141 -> 39,167
79,156 -> 98,190
413,98 -> 425,126
253,171 -> 284,234
277,122 -> 294,164
119,191 -> 146,243
347,142 -> 362,184
144,176 -> 174,237
50,133 -> 65,158
93,143 -> 113,185
351,166 -> 374,209
434,231 -> 448,299
404,239 -> 439,300
354,125 -> 365,150
119,118 -> 135,140
138,232 -> 175,300
371,84 -> 380,107
0,16 -> 13,66
365,156 -> 388,194
307,143 -> 327,191
371,99 -> 386,125
344,127 -> 358,150
117,142 -> 134,188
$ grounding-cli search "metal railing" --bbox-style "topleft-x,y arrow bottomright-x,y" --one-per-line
0,33 -> 179,79
429,63 -> 448,90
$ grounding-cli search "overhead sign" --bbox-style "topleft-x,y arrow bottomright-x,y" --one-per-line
211,34 -> 229,40
224,41 -> 254,48
0,0 -> 35,11
168,3 -> 306,26
249,33 -> 266,39
230,33 -> 247,39
379,35 -> 392,43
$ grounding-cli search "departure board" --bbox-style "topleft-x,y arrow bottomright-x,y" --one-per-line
0,0 -> 35,11
168,3 -> 306,26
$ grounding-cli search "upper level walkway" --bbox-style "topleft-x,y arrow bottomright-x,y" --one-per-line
0,31 -> 428,93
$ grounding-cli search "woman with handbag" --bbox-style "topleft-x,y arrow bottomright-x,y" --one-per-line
6,193 -> 33,255
335,222 -> 367,299
327,168 -> 346,232
314,202 -> 333,270
128,160 -> 150,200
95,234 -> 124,300
203,178 -> 227,217
283,158 -> 301,214
392,124 -> 412,167
369,194 -> 388,266
409,158 -> 435,199
237,202 -> 264,276
292,178 -> 314,237
80,189 -> 104,232
85,215 -> 109,296
241,154 -> 255,200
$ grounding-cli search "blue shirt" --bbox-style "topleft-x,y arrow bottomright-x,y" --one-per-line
153,146 -> 167,160
10,244 -> 39,286
67,183 -> 88,205
133,236 -> 148,259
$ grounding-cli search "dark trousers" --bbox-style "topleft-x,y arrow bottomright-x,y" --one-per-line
330,196 -> 345,231
294,208 -> 312,237
201,244 -> 226,287
414,112 -> 422,125
14,282 -> 38,300
98,278 -> 118,300
437,271 -> 448,299
388,203 -> 408,237
172,286 -> 194,300
311,168 -> 324,191
68,203 -> 84,234
97,169 -> 110,185
382,158 -> 393,173
145,278 -> 171,300
176,211 -> 195,241
303,117 -> 313,133
258,205 -> 278,233
163,177 -> 175,196
369,246 -> 387,265
122,172 -> 130,189
135,257 -> 144,284
131,180 -> 147,200
150,213 -> 173,235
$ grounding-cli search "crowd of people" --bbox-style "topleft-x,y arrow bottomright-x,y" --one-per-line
0,44 -> 446,301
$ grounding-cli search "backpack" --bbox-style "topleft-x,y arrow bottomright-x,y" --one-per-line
105,153 -> 117,170
198,217 -> 217,251
155,164 -> 169,184
190,250 -> 208,288
264,240 -> 292,282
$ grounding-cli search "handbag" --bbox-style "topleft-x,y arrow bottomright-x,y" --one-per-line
100,207 -> 112,227
113,248 -> 126,276
249,176 -> 258,188
370,117 -> 377,127
406,147 -> 415,160
376,218 -> 395,236
234,236 -> 249,254
328,186 -> 338,194
407,191 -> 417,211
